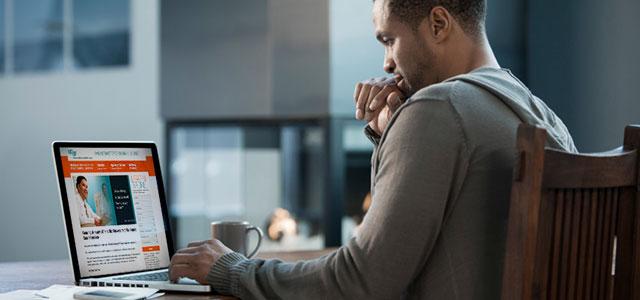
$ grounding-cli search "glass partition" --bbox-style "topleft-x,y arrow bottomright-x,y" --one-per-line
169,124 -> 327,251
168,119 -> 376,251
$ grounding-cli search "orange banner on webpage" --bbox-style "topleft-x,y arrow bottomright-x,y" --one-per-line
61,156 -> 156,177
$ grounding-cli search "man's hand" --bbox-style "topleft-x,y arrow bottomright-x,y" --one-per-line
354,77 -> 406,135
169,239 -> 234,284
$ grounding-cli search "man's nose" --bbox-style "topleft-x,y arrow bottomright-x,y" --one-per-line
384,58 -> 395,74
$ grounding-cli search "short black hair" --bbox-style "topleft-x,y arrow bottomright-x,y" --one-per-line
381,0 -> 486,36
76,176 -> 87,187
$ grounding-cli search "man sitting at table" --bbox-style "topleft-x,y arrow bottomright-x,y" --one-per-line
169,0 -> 577,298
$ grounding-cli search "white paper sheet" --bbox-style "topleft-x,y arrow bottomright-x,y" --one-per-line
0,290 -> 40,300
35,285 -> 159,300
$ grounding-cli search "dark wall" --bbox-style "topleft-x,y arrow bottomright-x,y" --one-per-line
161,0 -> 271,119
486,0 -> 527,81
528,0 -> 640,151
487,0 -> 640,152
161,0 -> 329,120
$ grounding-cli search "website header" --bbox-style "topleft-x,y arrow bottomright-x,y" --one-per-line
61,147 -> 152,161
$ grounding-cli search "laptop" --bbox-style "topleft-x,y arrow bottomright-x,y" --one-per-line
52,141 -> 211,293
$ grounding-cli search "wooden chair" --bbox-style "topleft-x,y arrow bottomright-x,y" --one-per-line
501,124 -> 640,299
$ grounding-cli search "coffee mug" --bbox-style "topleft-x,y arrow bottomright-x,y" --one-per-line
211,221 -> 263,258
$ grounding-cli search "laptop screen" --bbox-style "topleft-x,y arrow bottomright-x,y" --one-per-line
56,145 -> 172,278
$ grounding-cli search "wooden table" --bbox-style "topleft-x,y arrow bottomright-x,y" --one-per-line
0,249 -> 336,299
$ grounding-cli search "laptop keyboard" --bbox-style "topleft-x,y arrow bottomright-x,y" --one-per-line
114,271 -> 169,281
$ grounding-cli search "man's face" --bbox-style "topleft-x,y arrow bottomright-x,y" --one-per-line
77,179 -> 88,200
373,1 -> 438,96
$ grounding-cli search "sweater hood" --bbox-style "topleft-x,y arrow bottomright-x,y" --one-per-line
443,67 -> 577,152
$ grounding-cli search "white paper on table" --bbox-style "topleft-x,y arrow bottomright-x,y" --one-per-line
34,285 -> 160,300
0,289 -> 40,300
35,285 -> 76,298
146,292 -> 165,299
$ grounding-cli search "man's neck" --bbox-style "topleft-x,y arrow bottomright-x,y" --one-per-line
469,35 -> 500,70
439,33 -> 499,81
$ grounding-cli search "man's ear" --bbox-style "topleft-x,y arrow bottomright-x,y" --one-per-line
428,6 -> 452,42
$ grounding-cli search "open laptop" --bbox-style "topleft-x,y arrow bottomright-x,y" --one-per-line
52,141 -> 211,293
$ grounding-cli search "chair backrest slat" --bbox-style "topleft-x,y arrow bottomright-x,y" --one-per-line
592,188 -> 606,299
583,189 -> 598,300
568,189 -> 581,299
547,189 -> 563,299
502,124 -> 640,300
601,188 -> 616,299
558,189 -> 573,298
531,189 -> 554,300
575,188 -> 591,300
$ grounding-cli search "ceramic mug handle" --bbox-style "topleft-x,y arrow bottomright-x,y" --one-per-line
245,226 -> 263,258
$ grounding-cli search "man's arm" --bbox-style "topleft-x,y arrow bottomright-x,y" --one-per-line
181,98 -> 471,299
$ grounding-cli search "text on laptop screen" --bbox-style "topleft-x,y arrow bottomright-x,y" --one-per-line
59,147 -> 170,278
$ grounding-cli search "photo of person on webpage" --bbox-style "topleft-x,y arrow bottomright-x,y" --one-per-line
74,175 -> 137,228
76,176 -> 101,227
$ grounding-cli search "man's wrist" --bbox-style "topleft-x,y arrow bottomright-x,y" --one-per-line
364,125 -> 382,146
206,252 -> 247,296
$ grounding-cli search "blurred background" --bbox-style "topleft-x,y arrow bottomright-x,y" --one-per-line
0,0 -> 638,262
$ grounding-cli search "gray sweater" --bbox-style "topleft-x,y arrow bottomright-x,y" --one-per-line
206,67 -> 576,299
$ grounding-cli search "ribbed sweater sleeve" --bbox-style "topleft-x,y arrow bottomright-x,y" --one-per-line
206,98 -> 469,300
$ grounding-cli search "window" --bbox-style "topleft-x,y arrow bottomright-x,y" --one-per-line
13,0 -> 63,73
73,0 -> 130,68
2,0 -> 130,76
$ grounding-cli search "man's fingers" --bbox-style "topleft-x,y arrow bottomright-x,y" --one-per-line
363,85 -> 382,121
364,85 -> 392,122
353,83 -> 363,104
357,84 -> 373,110
368,85 -> 395,112
382,77 -> 397,86
356,84 -> 372,119
366,85 -> 382,105
187,240 -> 209,248
171,252 -> 197,265
388,91 -> 404,113
169,264 -> 193,282
355,77 -> 402,121
175,246 -> 204,254
362,77 -> 392,87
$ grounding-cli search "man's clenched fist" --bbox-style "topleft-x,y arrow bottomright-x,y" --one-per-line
354,77 -> 406,135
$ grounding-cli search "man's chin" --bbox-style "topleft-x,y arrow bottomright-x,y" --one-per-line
397,80 -> 415,98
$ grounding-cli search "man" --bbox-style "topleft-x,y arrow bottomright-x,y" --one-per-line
76,176 -> 101,227
169,0 -> 576,298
